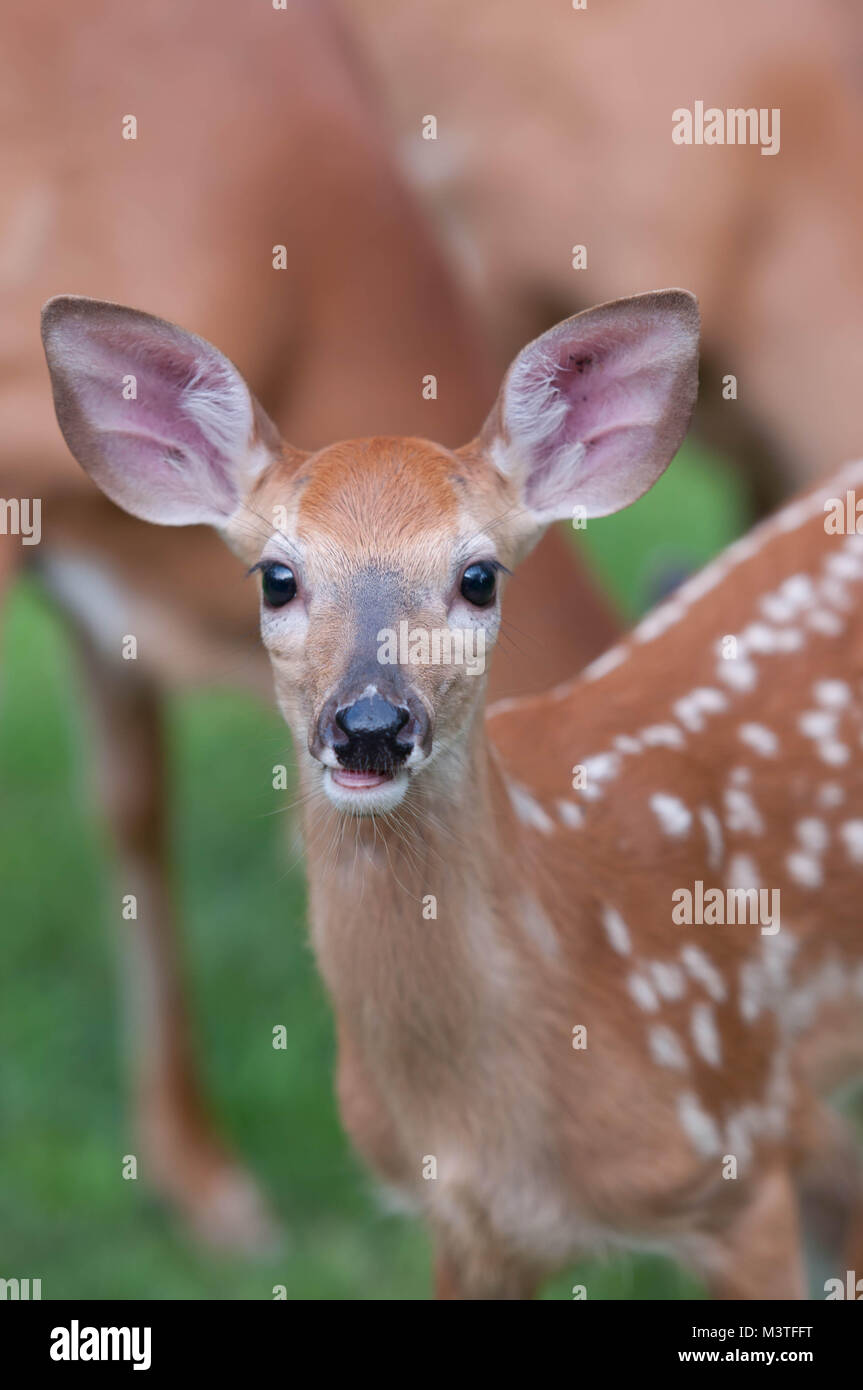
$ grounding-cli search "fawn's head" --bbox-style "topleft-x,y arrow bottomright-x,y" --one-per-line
42,291 -> 699,814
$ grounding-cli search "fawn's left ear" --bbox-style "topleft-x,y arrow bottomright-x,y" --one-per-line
478,290 -> 699,523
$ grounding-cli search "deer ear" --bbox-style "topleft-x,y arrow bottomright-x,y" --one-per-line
482,290 -> 700,522
41,296 -> 282,527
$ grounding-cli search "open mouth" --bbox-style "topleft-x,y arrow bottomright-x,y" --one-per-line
323,764 -> 409,814
330,768 -> 394,790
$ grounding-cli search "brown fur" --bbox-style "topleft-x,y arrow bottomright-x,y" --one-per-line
352,0 -> 863,498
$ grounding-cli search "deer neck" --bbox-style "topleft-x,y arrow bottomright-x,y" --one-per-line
301,702 -> 521,1065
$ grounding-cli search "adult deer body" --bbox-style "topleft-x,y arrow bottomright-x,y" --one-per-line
43,288 -> 863,1297
353,0 -> 863,502
5,0 -> 618,1247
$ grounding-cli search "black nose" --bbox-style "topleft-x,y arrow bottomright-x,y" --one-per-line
335,695 -> 409,740
334,694 -> 411,771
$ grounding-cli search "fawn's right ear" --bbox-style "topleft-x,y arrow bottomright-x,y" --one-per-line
41,297 -> 285,528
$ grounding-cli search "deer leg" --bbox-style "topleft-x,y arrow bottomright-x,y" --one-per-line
432,1213 -> 542,1301
0,537 -> 19,670
795,1103 -> 863,1292
838,1104 -> 863,1283
842,1203 -> 863,1283
700,1166 -> 807,1300
432,1246 -> 540,1301
433,1253 -> 474,1301
70,629 -> 278,1251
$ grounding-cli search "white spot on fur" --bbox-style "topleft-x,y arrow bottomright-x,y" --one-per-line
628,973 -> 660,1012
795,818 -> 829,855
761,930 -> 798,994
839,820 -> 863,865
724,1111 -> 755,1166
739,961 -> 764,1023
717,654 -> 758,692
677,1092 -> 722,1156
640,723 -> 685,750
673,688 -> 727,733
826,551 -> 863,581
819,577 -> 854,612
786,851 -> 822,888
774,573 -> 816,607
649,1026 -> 688,1070
650,793 -> 692,837
556,799 -> 584,830
814,679 -> 851,709
738,723 -> 779,757
799,709 -> 836,740
806,608 -> 845,637
602,905 -> 631,956
681,945 -> 727,1002
738,945 -> 787,1027
677,559 -> 729,602
634,602 -> 687,644
821,742 -> 850,766
722,786 -> 764,835
760,591 -> 797,624
582,752 -> 621,785
508,782 -> 554,833
726,854 -> 760,891
698,807 -> 724,870
582,645 -> 627,683
650,961 -> 687,1001
518,894 -> 560,959
816,782 -> 845,810
691,1003 -> 722,1067
613,734 -> 642,755
740,621 -> 802,655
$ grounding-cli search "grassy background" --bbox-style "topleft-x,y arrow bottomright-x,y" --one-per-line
0,440 -> 747,1299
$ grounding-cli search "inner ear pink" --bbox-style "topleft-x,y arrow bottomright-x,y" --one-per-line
54,313 -> 253,526
505,298 -> 698,520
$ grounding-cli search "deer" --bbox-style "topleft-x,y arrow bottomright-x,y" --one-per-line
353,0 -> 863,509
3,0 -> 618,1250
43,284 -> 863,1299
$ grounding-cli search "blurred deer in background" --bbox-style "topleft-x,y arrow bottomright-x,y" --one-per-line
43,286 -> 863,1298
1,0 -> 616,1246
352,0 -> 863,509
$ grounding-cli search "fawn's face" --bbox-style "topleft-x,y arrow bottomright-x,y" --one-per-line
233,436 -> 523,813
42,289 -> 699,816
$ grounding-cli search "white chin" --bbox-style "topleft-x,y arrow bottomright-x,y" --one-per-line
322,767 -> 409,815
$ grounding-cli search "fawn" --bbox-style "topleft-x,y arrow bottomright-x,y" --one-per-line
42,287 -> 863,1298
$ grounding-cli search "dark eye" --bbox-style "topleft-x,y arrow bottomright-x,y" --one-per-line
460,561 -> 497,607
261,562 -> 297,607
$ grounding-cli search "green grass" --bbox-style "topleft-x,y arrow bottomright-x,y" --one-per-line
578,438 -> 749,620
0,440 -> 740,1299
